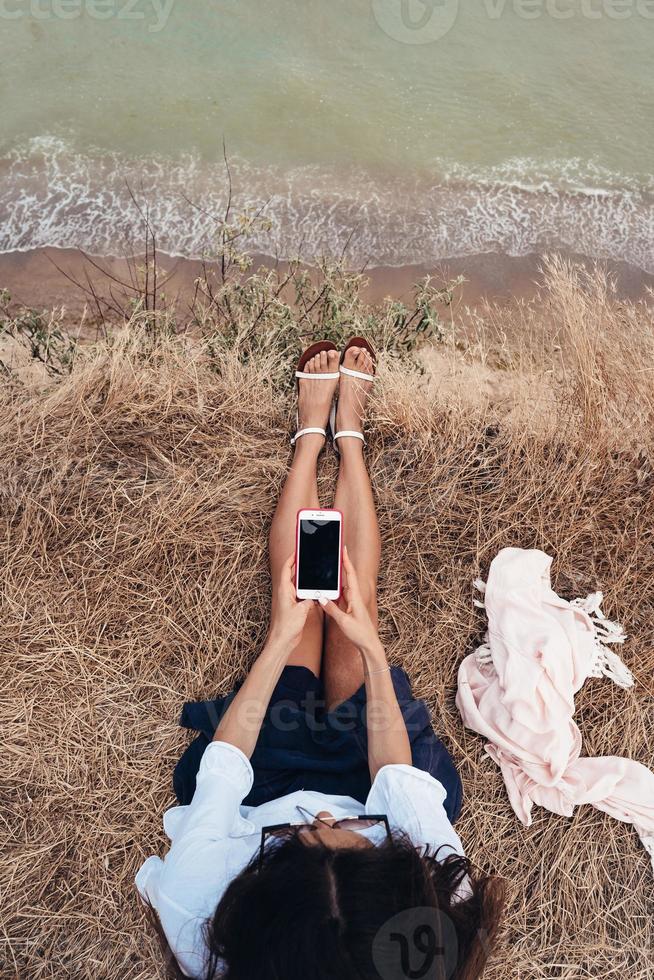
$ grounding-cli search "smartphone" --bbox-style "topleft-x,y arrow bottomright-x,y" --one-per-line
295,509 -> 343,601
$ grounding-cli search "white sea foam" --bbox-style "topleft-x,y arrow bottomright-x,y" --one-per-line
1,136 -> 653,272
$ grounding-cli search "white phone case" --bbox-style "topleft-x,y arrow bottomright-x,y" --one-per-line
295,508 -> 342,601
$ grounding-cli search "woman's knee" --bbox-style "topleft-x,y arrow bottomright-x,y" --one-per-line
287,600 -> 324,644
306,601 -> 325,628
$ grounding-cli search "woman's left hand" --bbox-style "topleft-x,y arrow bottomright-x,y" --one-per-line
269,553 -> 315,651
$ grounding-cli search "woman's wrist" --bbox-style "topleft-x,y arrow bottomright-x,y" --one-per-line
359,638 -> 387,667
262,629 -> 291,664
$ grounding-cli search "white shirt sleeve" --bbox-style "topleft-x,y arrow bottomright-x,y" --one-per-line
135,742 -> 255,978
171,740 -> 254,842
365,763 -> 466,860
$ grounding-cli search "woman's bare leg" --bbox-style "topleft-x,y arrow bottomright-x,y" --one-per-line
323,346 -> 379,708
269,348 -> 340,676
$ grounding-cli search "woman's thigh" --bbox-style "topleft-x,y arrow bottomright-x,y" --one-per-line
322,578 -> 377,709
284,600 -> 324,676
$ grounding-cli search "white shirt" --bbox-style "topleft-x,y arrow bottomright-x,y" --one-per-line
136,741 -> 466,979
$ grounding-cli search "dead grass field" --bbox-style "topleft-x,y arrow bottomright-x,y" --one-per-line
1,257 -> 653,979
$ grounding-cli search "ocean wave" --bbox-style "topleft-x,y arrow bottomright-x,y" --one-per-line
1,135 -> 653,272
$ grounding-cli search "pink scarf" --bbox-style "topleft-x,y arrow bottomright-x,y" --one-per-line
456,548 -> 654,870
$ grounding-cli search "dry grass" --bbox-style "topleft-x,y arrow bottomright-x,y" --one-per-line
1,257 -> 653,979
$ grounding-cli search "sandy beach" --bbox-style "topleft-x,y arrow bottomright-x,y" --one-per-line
1,246 -> 653,328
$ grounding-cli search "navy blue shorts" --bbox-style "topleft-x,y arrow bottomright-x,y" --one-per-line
174,666 -> 462,825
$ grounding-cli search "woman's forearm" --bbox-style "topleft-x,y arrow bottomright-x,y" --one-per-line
213,633 -> 288,759
360,640 -> 412,779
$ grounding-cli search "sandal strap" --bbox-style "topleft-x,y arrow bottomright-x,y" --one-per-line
339,365 -> 375,383
295,370 -> 340,380
291,427 -> 327,446
333,430 -> 365,444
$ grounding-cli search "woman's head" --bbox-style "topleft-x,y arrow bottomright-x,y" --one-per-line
203,828 -> 505,980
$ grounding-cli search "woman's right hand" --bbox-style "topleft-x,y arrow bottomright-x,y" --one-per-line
319,547 -> 382,655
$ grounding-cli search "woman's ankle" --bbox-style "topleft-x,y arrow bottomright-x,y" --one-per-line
292,434 -> 325,459
336,438 -> 365,461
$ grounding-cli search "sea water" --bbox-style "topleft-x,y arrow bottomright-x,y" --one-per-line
0,0 -> 652,269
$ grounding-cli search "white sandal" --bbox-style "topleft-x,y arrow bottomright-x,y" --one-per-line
339,364 -> 375,384
329,401 -> 366,451
329,337 -> 376,454
290,424 -> 330,446
290,341 -> 339,446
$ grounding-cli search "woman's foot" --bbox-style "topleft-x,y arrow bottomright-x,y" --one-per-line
335,346 -> 375,450
295,348 -> 340,450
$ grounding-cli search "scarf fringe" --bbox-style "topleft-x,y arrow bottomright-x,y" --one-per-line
570,592 -> 634,689
641,833 -> 654,857
639,832 -> 654,873
473,581 -> 634,688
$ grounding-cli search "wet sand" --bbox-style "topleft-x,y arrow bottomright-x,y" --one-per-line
0,246 -> 652,327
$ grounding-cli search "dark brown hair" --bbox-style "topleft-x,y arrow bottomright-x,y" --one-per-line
149,832 -> 505,980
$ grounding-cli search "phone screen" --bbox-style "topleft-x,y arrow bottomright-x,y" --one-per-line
298,518 -> 341,591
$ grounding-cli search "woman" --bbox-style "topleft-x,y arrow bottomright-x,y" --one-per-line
136,339 -> 505,980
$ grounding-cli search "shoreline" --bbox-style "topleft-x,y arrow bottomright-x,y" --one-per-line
1,247 -> 653,324
3,138 -> 654,276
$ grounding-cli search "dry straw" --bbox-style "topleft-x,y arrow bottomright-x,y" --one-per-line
1,256 -> 653,978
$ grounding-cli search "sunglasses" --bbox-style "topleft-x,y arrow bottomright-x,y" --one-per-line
258,808 -> 391,870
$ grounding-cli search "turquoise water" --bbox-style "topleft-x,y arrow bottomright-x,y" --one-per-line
0,0 -> 653,268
